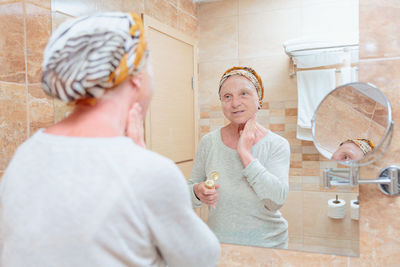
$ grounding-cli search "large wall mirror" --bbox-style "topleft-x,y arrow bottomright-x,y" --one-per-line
195,0 -> 360,257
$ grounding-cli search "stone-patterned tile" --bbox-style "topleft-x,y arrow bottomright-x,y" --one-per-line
178,0 -> 197,17
28,84 -> 53,135
359,5 -> 400,59
177,9 -> 198,38
198,0 -> 237,20
25,3 -> 51,84
0,82 -> 27,170
145,0 -> 178,29
0,2 -> 25,83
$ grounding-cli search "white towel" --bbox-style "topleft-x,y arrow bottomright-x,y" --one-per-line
340,67 -> 358,84
296,69 -> 336,140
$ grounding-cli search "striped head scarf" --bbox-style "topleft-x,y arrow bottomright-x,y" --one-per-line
42,12 -> 147,103
218,66 -> 264,106
340,138 -> 375,155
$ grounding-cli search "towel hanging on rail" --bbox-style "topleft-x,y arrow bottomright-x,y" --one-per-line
296,68 -> 336,141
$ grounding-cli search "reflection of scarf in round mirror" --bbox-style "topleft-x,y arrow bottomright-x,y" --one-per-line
340,139 -> 375,155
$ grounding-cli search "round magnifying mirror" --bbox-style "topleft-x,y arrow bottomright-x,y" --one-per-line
311,82 -> 393,166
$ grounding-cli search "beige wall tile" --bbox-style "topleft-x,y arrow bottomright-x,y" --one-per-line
238,9 -> 302,58
26,0 -> 51,9
238,55 -> 298,102
0,82 -> 27,170
303,191 -> 359,240
199,15 -> 238,62
53,99 -> 74,123
177,10 -> 198,38
0,2 -> 25,83
303,236 -> 358,257
301,0 -> 358,45
26,3 -> 51,84
360,4 -> 400,59
122,0 -> 144,13
178,0 -> 197,17
198,0 -> 238,20
280,191 -> 304,237
198,60 -> 238,109
28,84 -> 53,135
145,0 -> 178,29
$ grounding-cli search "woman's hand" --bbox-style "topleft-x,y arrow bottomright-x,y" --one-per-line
126,103 -> 146,148
194,182 -> 220,208
237,115 -> 257,167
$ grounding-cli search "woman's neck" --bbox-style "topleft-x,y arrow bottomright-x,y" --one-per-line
45,99 -> 129,138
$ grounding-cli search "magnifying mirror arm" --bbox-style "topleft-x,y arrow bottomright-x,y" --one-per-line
323,166 -> 400,196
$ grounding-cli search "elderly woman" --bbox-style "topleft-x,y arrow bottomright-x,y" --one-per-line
188,67 -> 290,249
0,12 -> 219,267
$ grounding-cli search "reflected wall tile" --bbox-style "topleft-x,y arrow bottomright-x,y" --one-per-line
302,236 -> 357,257
238,9 -> 302,58
26,3 -> 51,84
198,0 -> 237,20
301,1 -> 358,45
359,5 -> 400,59
238,55 -> 298,102
178,0 -> 196,17
0,82 -> 26,170
199,16 -> 237,62
145,0 -> 178,29
280,191 -> 303,237
0,2 -> 25,83
177,10 -> 198,38
28,84 -> 53,135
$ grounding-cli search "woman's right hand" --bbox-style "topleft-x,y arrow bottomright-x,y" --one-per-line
194,182 -> 220,208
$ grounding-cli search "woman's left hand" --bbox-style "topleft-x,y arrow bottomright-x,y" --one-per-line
237,115 -> 257,167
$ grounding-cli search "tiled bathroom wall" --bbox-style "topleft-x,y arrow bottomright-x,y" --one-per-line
0,0 -> 198,172
197,0 -> 359,255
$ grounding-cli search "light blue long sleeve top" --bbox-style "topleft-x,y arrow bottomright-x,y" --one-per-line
187,128 -> 290,248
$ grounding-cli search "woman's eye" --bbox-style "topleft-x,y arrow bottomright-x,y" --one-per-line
224,95 -> 231,100
241,92 -> 248,96
344,155 -> 350,160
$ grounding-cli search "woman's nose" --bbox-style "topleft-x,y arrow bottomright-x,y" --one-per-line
231,96 -> 241,107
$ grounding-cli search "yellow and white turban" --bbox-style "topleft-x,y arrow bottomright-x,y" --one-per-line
340,138 -> 375,155
218,66 -> 264,106
42,12 -> 147,103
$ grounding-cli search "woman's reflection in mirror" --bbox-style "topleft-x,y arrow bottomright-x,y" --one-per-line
332,139 -> 375,161
187,67 -> 291,248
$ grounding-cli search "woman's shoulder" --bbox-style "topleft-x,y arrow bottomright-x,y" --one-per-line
198,128 -> 220,147
262,130 -> 290,152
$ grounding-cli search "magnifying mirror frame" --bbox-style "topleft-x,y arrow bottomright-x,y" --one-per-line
311,82 -> 393,167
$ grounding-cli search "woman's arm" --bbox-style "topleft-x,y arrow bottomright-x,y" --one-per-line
243,138 -> 290,212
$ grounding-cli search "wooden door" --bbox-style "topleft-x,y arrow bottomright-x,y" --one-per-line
143,15 -> 198,179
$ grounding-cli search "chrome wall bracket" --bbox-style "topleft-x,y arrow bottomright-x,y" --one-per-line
323,165 -> 400,196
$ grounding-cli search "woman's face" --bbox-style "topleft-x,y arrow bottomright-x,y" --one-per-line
219,75 -> 259,125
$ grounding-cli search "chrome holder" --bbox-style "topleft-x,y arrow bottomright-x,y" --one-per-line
323,165 -> 400,196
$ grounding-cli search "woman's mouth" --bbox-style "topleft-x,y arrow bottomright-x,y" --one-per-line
232,110 -> 245,115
